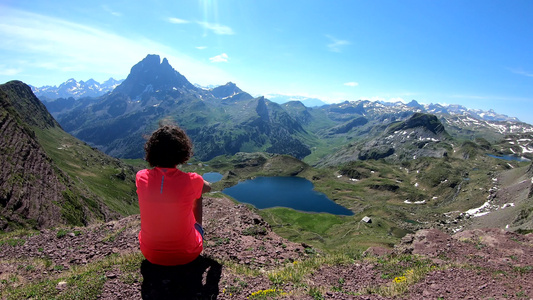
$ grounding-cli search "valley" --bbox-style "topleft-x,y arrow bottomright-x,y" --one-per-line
4,54 -> 532,249
178,148 -> 532,252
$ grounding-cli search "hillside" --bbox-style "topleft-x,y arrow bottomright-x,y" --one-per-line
316,113 -> 452,166
0,81 -> 138,231
1,195 -> 531,299
464,161 -> 533,232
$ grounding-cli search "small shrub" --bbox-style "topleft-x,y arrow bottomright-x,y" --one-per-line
513,265 -> 532,275
243,225 -> 267,236
309,287 -> 325,300
56,229 -> 69,238
304,247 -> 317,255
0,238 -> 25,247
53,265 -> 64,271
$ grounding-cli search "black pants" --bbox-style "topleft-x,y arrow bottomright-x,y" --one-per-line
141,255 -> 222,300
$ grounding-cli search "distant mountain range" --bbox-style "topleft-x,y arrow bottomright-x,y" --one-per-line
31,78 -> 124,100
35,54 -> 533,165
34,80 -> 520,124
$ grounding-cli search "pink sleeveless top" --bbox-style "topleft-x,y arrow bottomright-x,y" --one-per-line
136,167 -> 204,265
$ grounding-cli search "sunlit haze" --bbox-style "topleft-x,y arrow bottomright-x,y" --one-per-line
0,0 -> 532,124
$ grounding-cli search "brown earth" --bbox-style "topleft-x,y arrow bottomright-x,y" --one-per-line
1,196 -> 532,299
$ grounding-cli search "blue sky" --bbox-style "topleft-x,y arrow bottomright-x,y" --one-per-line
1,0 -> 532,124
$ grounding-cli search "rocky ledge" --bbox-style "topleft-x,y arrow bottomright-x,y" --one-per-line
0,196 -> 532,299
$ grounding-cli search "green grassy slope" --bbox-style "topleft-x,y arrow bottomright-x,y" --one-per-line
34,126 -> 139,217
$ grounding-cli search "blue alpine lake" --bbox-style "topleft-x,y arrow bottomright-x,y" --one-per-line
222,176 -> 354,216
202,172 -> 223,183
487,154 -> 530,162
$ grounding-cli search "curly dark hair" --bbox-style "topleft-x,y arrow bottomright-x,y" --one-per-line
144,124 -> 193,167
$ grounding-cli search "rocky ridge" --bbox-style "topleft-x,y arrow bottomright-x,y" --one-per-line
0,81 -> 134,231
0,82 -> 65,229
317,113 -> 452,166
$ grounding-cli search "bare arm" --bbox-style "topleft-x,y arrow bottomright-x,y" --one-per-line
193,180 -> 211,226
202,180 -> 211,194
193,197 -> 203,225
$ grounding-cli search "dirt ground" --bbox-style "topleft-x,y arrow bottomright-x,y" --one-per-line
1,196 -> 532,299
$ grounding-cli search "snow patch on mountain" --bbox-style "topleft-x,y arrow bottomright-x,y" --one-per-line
31,78 -> 124,100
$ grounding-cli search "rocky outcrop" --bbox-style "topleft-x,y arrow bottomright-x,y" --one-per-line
0,85 -> 65,229
387,113 -> 446,135
1,81 -> 59,129
319,113 -> 451,165
0,81 -> 126,230
210,82 -> 243,99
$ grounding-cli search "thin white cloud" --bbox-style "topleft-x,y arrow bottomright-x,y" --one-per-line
0,7 -> 233,86
368,96 -> 385,102
366,96 -> 405,104
389,97 -> 406,103
450,94 -> 489,100
509,68 -> 533,77
344,82 -> 359,87
168,17 -> 189,24
449,94 -> 532,103
0,66 -> 21,76
326,35 -> 350,52
209,53 -> 229,63
197,21 -> 234,35
196,46 -> 207,50
102,5 -> 122,17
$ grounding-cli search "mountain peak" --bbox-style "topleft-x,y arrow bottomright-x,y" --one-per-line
140,54 -> 161,66
85,79 -> 98,85
388,112 -> 447,135
112,54 -> 196,99
0,81 -> 59,129
406,100 -> 423,109
211,82 -> 244,99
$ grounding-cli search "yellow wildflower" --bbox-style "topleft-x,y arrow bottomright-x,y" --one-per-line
393,276 -> 406,283
249,288 -> 284,299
